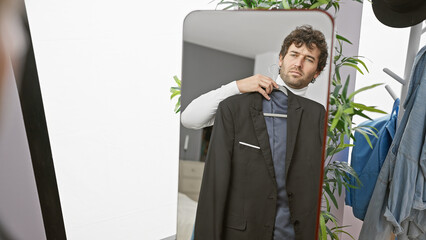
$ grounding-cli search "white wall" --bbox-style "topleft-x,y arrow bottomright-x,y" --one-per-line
24,1 -> 215,239
353,5 -> 426,126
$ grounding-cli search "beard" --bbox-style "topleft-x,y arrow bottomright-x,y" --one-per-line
279,66 -> 315,89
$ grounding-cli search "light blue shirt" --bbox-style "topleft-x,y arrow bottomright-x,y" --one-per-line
359,45 -> 426,240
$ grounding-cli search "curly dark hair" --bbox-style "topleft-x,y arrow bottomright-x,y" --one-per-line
279,25 -> 328,72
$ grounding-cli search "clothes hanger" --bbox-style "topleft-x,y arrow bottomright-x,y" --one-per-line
262,64 -> 288,118
275,84 -> 288,95
263,112 -> 287,118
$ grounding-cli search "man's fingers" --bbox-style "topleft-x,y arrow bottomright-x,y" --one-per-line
272,80 -> 279,89
258,87 -> 270,100
268,77 -> 279,89
262,75 -> 278,87
260,78 -> 275,94
259,80 -> 270,94
267,81 -> 273,94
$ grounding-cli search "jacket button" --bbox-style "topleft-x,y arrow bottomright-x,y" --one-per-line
288,192 -> 293,198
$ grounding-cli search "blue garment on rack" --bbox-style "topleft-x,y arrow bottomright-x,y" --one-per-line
345,98 -> 399,220
359,45 -> 426,240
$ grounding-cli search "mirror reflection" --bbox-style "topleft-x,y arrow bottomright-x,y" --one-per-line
178,10 -> 334,240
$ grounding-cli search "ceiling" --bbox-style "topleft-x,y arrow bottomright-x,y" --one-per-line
183,10 -> 334,59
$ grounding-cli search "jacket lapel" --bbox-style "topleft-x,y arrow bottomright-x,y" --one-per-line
285,90 -> 303,179
250,93 -> 277,183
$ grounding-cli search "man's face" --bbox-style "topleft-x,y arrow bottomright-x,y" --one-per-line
279,43 -> 321,89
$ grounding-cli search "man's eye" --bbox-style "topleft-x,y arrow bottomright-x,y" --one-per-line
306,58 -> 314,63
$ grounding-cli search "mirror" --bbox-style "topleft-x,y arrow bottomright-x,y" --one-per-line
178,10 -> 334,240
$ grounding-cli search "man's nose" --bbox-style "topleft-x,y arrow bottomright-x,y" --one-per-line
294,57 -> 303,68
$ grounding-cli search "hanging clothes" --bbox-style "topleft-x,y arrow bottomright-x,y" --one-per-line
345,98 -> 399,220
263,90 -> 295,239
359,45 -> 426,240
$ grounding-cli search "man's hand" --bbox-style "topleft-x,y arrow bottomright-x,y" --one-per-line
236,74 -> 279,100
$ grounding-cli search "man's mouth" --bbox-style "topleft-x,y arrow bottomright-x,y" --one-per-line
289,70 -> 302,76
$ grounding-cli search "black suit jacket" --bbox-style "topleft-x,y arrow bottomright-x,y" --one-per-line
194,90 -> 325,240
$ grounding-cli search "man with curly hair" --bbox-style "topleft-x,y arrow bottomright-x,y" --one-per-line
191,25 -> 329,240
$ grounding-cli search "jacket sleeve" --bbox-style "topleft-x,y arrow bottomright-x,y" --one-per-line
194,100 -> 235,240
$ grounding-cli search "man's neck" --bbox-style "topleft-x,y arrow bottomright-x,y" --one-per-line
275,76 -> 308,97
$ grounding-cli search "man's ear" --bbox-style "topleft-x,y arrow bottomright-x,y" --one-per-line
279,54 -> 283,66
314,70 -> 320,79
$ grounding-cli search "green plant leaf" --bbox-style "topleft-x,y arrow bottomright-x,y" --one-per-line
332,84 -> 342,98
320,213 -> 327,240
342,75 -> 350,99
353,109 -> 373,121
335,68 -> 342,83
242,0 -> 252,8
334,54 -> 341,64
355,124 -> 379,133
323,211 -> 338,225
356,58 -> 369,73
324,190 -> 331,210
324,185 -> 338,208
332,143 -> 355,155
309,1 -> 324,9
170,87 -> 180,92
326,146 -> 336,156
173,75 -> 181,87
333,2 -> 340,11
173,97 -> 181,113
342,63 -> 364,74
351,102 -> 387,114
335,169 -> 345,196
336,34 -> 353,45
257,1 -> 272,8
282,0 -> 291,9
358,130 -> 373,148
347,83 -> 383,100
355,126 -> 379,139
170,91 -> 180,100
331,227 -> 357,240
330,104 -> 343,131
346,58 -> 369,74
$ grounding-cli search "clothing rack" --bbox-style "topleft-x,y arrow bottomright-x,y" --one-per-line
381,19 -> 425,240
383,21 -> 425,125
384,85 -> 397,101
